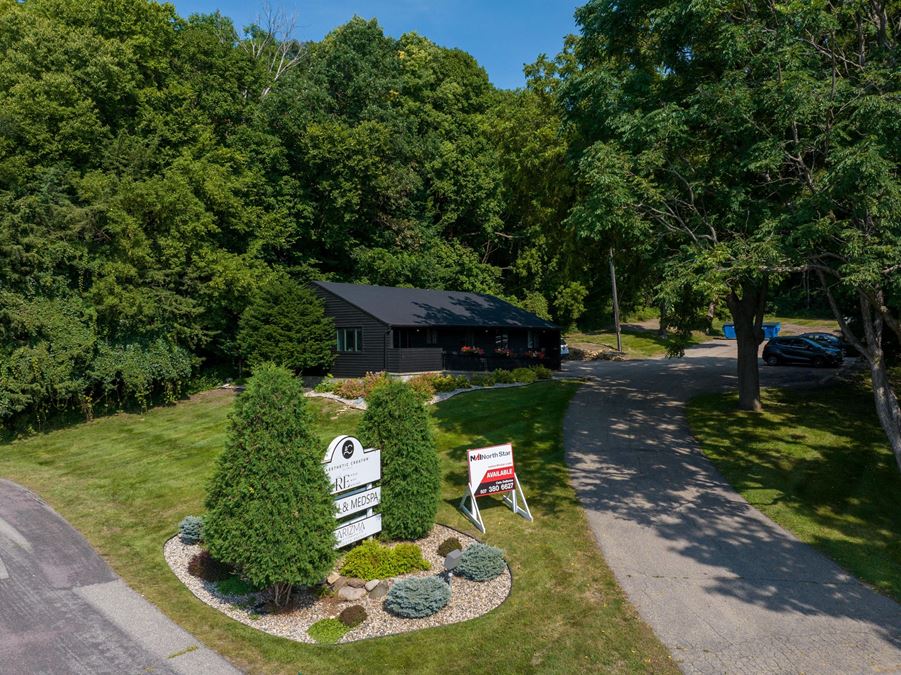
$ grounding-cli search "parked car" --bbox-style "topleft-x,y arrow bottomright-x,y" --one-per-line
560,339 -> 570,357
762,336 -> 843,367
800,332 -> 852,356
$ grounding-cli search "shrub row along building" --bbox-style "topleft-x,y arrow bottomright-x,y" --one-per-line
311,281 -> 561,378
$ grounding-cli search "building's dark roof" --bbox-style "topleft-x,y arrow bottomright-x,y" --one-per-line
312,281 -> 558,329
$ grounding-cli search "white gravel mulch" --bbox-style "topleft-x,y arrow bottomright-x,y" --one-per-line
305,381 -> 539,409
164,524 -> 511,644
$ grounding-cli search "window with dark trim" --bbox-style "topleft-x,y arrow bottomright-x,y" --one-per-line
337,327 -> 363,352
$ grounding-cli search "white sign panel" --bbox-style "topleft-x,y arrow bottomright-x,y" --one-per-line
334,513 -> 382,548
324,435 -> 382,547
334,487 -> 381,518
323,436 -> 381,495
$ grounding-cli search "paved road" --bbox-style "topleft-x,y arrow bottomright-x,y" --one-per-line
563,342 -> 901,674
0,479 -> 239,674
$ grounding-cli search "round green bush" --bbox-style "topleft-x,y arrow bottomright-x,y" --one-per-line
511,367 -> 538,383
359,380 -> 440,539
493,369 -> 516,384
179,515 -> 204,544
457,543 -> 506,581
338,604 -> 367,628
385,576 -> 451,618
437,537 -> 462,558
204,364 -> 337,606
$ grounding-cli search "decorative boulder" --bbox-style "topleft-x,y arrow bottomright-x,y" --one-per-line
444,549 -> 463,571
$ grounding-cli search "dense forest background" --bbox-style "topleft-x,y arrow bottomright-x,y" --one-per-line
1,0 -> 897,448
0,0 -> 594,425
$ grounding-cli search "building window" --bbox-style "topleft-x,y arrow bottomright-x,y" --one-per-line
495,331 -> 509,349
337,327 -> 363,352
426,328 -> 438,345
527,330 -> 537,349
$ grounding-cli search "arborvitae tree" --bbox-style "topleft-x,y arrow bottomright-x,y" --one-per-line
204,363 -> 336,605
359,380 -> 440,539
237,279 -> 335,373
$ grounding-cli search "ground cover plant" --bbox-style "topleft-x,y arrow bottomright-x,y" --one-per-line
339,540 -> 430,580
688,382 -> 901,601
307,618 -> 350,644
0,382 -> 675,673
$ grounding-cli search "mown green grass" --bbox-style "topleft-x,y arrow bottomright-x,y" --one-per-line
566,328 -> 704,358
0,383 -> 674,674
687,385 -> 901,601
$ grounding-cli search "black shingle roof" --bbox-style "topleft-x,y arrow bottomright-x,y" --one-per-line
312,281 -> 558,329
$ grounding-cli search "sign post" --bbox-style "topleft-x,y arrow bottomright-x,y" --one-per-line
323,435 -> 382,548
459,443 -> 531,533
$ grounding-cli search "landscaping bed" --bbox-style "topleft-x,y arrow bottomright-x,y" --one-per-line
164,524 -> 511,643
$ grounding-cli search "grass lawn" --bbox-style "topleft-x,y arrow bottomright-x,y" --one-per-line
0,383 -> 675,674
687,384 -> 901,601
566,328 -> 705,359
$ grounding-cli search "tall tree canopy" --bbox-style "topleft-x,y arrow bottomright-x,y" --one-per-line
0,2 -> 569,428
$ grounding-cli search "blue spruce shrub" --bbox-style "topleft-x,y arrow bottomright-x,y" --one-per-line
179,515 -> 204,544
384,576 -> 451,618
457,543 -> 506,581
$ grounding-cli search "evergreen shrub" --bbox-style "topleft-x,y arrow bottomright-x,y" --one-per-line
204,364 -> 337,606
359,380 -> 440,539
238,279 -> 334,372
457,543 -> 506,581
187,550 -> 231,582
493,369 -> 516,384
385,576 -> 451,618
437,537 -> 462,557
179,515 -> 204,544
338,604 -> 367,628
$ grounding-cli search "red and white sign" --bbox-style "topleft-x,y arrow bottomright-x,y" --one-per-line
467,444 -> 517,497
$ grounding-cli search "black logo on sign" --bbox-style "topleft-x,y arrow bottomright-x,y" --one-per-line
342,440 -> 355,459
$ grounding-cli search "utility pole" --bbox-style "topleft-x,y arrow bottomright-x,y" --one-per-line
609,247 -> 622,352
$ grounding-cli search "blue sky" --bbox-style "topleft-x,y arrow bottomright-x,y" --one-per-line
172,0 -> 582,90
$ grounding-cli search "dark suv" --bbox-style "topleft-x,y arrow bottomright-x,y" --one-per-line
762,336 -> 843,367
800,331 -> 852,356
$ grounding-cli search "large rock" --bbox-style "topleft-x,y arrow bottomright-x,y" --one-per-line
326,571 -> 341,585
364,579 -> 380,592
346,577 -> 366,588
368,580 -> 389,600
337,586 -> 367,602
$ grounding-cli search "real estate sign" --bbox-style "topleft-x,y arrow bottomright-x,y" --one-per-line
323,435 -> 381,548
467,444 -> 516,497
459,442 -> 532,533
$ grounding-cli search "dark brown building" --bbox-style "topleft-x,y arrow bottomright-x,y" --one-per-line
311,281 -> 561,377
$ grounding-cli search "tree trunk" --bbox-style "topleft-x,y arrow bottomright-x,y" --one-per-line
609,247 -> 622,352
725,280 -> 767,412
818,277 -> 901,472
870,355 -> 901,472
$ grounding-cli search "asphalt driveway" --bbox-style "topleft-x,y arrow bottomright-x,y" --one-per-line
0,479 -> 239,674
563,341 -> 901,674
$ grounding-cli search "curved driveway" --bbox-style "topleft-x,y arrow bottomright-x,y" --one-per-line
0,479 -> 239,674
563,342 -> 901,674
